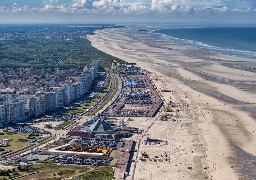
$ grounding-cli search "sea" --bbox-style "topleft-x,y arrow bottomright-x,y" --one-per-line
152,27 -> 256,58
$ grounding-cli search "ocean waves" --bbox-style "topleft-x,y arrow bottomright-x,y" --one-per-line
151,28 -> 256,59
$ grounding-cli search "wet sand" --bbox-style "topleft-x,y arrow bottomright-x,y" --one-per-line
88,27 -> 256,180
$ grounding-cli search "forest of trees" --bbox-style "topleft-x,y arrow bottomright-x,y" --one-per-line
0,24 -> 124,68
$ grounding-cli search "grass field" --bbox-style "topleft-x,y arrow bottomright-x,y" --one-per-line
89,77 -> 119,116
0,132 -> 29,151
67,93 -> 106,116
66,76 -> 111,116
55,121 -> 73,130
18,164 -> 114,180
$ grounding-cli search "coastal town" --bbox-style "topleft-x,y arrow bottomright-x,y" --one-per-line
0,24 -> 255,180
0,57 -> 182,179
0,60 -> 99,125
2,0 -> 256,179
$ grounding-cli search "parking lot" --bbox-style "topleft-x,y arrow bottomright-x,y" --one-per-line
76,138 -> 117,148
103,65 -> 163,117
56,156 -> 110,166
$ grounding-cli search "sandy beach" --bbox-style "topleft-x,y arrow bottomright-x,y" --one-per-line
88,27 -> 256,180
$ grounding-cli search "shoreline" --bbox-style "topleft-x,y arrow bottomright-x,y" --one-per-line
152,29 -> 256,60
88,27 -> 256,180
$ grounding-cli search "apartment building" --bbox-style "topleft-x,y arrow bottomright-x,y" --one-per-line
51,87 -> 65,109
35,93 -> 46,117
0,105 -> 5,123
4,100 -> 26,123
44,92 -> 57,112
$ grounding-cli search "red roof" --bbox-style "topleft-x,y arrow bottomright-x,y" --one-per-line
68,130 -> 84,134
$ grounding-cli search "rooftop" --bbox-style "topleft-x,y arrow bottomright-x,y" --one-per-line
89,119 -> 113,132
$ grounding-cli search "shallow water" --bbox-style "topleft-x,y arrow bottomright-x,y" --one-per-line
154,27 -> 256,59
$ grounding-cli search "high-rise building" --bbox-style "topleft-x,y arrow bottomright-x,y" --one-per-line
70,84 -> 76,102
63,85 -> 72,105
0,104 -> 5,124
18,95 -> 36,118
90,60 -> 99,73
44,92 -> 57,112
51,87 -> 64,109
72,82 -> 83,99
35,93 -> 45,117
4,100 -> 26,123
82,71 -> 92,89
80,74 -> 89,93
28,96 -> 37,117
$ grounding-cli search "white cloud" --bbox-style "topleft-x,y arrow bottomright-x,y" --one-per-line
43,4 -> 56,11
92,0 -> 107,7
220,6 -> 228,12
0,6 -> 6,13
0,0 -> 256,15
11,3 -> 22,13
80,0 -> 87,4
44,0 -> 60,3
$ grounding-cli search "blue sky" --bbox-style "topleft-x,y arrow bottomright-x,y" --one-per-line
0,0 -> 256,23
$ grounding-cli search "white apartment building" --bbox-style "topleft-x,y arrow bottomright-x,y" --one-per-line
4,100 -> 26,123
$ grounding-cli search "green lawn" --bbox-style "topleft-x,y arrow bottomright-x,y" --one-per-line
67,94 -> 105,116
0,169 -> 27,180
66,78 -> 112,116
98,93 -> 105,98
55,121 -> 72,130
0,132 -> 29,151
74,166 -> 114,180
89,77 -> 118,116
18,164 -> 114,180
